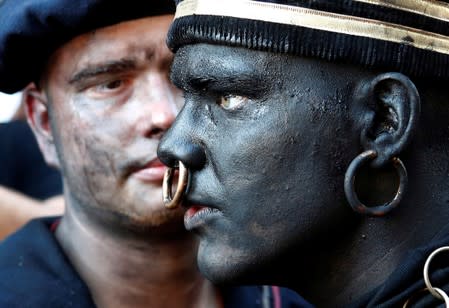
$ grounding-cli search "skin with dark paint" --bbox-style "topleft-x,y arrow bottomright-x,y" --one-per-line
158,43 -> 449,306
25,17 -> 221,308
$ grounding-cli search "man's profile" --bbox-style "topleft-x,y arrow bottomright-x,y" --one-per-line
159,0 -> 449,306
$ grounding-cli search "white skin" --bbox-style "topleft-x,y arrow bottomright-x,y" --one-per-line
26,16 -> 221,308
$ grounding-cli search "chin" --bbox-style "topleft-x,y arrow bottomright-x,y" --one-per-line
198,254 -> 240,285
126,191 -> 186,225
105,204 -> 187,236
130,206 -> 186,226
197,240 -> 261,285
196,232 -> 293,286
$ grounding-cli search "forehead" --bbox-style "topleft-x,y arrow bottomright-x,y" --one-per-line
45,15 -> 173,84
171,43 -> 335,95
173,44 -> 268,77
172,43 -> 372,93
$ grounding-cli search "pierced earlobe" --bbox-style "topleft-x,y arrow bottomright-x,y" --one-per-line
344,150 -> 408,216
344,73 -> 420,216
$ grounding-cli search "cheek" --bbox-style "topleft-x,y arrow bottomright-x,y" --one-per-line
215,100 -> 346,235
221,105 -> 302,189
216,115 -> 303,235
56,112 -> 123,185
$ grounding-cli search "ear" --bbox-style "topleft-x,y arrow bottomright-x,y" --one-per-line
24,84 -> 60,169
356,73 -> 420,167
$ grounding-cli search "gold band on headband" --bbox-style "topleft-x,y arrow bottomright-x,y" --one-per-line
354,0 -> 449,23
174,0 -> 449,56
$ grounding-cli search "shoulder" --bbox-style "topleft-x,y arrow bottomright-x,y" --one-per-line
0,218 -> 95,307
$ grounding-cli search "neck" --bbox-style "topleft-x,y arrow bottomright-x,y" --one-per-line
288,161 -> 449,307
56,199 -> 220,308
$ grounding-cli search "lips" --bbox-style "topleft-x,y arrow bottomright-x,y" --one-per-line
184,204 -> 222,230
132,158 -> 167,182
185,205 -> 206,218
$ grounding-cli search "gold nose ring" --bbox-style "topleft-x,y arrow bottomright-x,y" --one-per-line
163,161 -> 189,209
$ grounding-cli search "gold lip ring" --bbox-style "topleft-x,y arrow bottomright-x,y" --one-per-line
163,161 -> 189,209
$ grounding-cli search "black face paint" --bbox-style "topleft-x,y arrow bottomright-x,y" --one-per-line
159,43 -> 366,285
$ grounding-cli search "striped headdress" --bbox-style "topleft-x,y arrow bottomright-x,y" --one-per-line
167,0 -> 449,79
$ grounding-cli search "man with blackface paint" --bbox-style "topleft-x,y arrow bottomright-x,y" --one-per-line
159,0 -> 449,306
0,1 -> 306,307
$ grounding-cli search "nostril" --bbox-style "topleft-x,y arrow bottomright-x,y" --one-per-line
158,138 -> 206,170
178,142 -> 206,170
158,145 -> 177,168
146,127 -> 165,139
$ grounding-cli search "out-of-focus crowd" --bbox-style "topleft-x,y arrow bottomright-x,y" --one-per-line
0,90 -> 63,240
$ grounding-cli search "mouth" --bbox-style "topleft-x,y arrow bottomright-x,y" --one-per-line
184,204 -> 222,230
132,158 -> 167,183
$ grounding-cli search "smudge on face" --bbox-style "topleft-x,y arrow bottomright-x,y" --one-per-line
43,16 -> 186,233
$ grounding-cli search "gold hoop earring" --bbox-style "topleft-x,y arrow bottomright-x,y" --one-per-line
344,150 -> 407,217
163,161 -> 189,209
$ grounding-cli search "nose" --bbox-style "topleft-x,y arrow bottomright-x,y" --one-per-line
146,99 -> 176,138
158,108 -> 207,170
139,75 -> 178,139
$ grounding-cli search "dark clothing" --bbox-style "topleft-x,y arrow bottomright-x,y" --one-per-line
353,224 -> 449,307
0,218 -> 92,308
0,120 -> 62,200
0,218 -> 309,308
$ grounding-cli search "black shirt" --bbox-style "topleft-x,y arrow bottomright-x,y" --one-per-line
0,218 -> 310,308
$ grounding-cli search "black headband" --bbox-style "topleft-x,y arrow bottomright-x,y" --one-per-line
168,0 -> 449,79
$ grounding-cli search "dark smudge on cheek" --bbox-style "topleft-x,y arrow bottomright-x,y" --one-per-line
63,119 -> 121,208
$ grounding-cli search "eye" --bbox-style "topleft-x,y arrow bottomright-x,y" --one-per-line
100,80 -> 123,90
85,78 -> 132,99
97,79 -> 125,92
218,95 -> 249,110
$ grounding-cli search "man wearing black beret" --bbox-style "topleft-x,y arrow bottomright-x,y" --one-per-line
0,1 -> 307,307
159,0 -> 449,306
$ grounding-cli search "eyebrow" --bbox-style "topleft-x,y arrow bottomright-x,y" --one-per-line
188,74 -> 268,98
69,59 -> 138,85
171,53 -> 269,98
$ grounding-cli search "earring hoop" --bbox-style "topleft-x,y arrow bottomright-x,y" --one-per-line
344,150 -> 407,217
424,246 -> 449,301
405,247 -> 449,306
163,161 -> 189,209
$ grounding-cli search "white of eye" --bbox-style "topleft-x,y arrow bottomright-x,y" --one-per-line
218,95 -> 249,110
84,78 -> 133,100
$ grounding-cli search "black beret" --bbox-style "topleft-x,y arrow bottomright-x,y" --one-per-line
168,0 -> 449,80
0,0 -> 175,94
